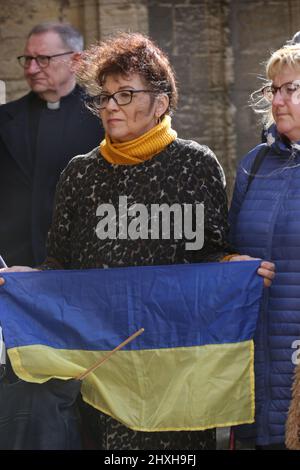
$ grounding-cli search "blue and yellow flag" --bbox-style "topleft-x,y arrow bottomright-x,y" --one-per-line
0,261 -> 262,432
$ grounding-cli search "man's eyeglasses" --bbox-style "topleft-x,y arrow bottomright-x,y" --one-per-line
97,89 -> 156,109
17,51 -> 74,69
262,81 -> 300,102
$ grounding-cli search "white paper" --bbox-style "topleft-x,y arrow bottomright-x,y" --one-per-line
0,326 -> 6,365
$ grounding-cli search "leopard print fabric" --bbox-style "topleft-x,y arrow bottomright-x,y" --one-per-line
42,138 -> 230,450
45,138 -> 230,270
79,400 -> 216,450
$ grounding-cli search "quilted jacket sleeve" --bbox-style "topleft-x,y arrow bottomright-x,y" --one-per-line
229,145 -> 265,247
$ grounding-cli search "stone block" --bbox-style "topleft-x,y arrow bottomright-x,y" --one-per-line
148,5 -> 173,53
99,2 -> 148,38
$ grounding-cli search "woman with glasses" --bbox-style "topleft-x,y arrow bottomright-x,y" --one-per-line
0,32 -> 274,450
229,44 -> 300,450
51,31 -> 227,451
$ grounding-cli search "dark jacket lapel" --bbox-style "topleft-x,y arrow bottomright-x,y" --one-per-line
0,93 -> 32,183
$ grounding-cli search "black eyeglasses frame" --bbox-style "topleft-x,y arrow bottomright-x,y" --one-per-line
97,89 -> 157,109
17,51 -> 74,69
261,80 -> 300,102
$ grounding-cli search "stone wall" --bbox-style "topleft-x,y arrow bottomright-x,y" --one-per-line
1,0 -> 300,197
229,0 -> 300,169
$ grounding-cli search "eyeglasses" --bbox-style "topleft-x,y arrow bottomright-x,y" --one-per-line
17,51 -> 74,69
262,81 -> 300,102
97,89 -> 156,109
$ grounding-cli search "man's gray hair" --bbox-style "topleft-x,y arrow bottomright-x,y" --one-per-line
28,22 -> 84,52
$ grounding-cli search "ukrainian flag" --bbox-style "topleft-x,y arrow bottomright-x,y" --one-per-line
0,261 -> 262,432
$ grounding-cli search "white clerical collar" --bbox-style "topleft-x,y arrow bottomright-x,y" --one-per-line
47,100 -> 60,110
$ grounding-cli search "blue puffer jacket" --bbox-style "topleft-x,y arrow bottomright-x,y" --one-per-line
229,126 -> 300,446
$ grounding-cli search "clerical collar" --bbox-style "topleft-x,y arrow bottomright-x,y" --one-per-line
47,100 -> 60,110
30,85 -> 79,108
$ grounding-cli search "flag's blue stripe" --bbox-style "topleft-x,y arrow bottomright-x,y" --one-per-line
0,261 -> 262,351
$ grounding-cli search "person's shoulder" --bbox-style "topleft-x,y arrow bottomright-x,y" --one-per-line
239,143 -> 269,169
67,146 -> 100,168
0,92 -> 31,121
167,138 -> 225,185
170,137 -> 210,152
168,138 -> 217,161
58,147 -> 100,190
233,143 -> 270,192
0,92 -> 31,111
62,146 -> 100,175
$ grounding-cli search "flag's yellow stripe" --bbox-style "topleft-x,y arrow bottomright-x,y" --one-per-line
8,340 -> 254,432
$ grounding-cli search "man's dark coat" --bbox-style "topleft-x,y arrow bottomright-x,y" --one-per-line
0,87 -> 103,266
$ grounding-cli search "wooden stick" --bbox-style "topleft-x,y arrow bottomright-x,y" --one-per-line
76,327 -> 144,381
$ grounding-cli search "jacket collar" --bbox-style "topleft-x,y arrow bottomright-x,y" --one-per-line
265,124 -> 300,156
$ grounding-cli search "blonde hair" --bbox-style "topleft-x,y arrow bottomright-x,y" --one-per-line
251,45 -> 300,128
266,45 -> 300,79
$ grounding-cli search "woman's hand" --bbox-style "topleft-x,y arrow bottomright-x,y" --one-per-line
229,255 -> 275,288
0,266 -> 39,286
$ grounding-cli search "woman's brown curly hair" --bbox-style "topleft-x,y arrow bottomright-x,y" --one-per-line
76,32 -> 178,116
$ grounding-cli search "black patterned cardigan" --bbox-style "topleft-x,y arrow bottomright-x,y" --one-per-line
41,138 -> 231,449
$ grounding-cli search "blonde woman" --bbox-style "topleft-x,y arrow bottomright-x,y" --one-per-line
229,44 -> 300,449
